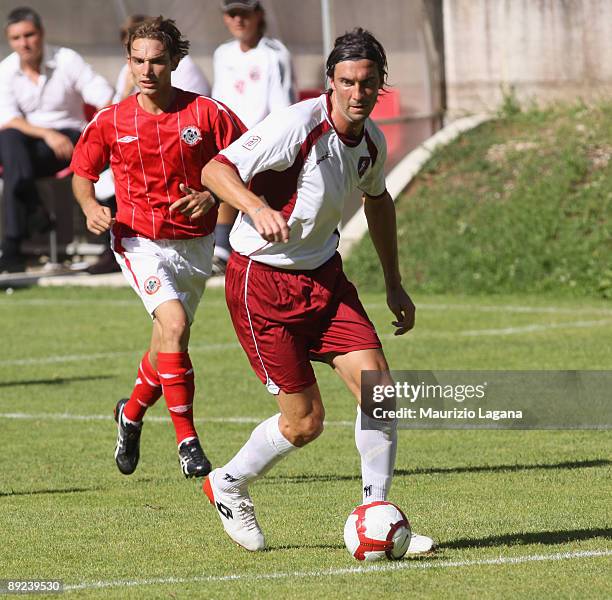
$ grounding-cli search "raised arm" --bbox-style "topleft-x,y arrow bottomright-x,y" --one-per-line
363,190 -> 415,335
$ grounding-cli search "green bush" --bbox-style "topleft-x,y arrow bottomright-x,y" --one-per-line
346,103 -> 612,298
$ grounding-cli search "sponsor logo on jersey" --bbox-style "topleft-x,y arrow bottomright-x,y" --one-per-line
118,135 -> 138,143
235,80 -> 245,94
181,125 -> 202,146
144,276 -> 161,295
358,156 -> 371,177
316,152 -> 332,165
242,135 -> 261,151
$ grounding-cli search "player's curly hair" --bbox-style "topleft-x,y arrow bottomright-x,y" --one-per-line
125,16 -> 189,63
325,28 -> 388,88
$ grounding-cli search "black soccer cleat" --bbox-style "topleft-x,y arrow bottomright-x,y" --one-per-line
113,398 -> 142,475
178,438 -> 212,478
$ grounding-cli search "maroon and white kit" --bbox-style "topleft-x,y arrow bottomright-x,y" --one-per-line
216,93 -> 386,394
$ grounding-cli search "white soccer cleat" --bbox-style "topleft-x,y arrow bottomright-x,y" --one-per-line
407,533 -> 436,555
203,468 -> 265,552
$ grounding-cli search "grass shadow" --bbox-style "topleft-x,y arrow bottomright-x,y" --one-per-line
263,459 -> 610,484
0,374 -> 114,388
443,527 -> 612,549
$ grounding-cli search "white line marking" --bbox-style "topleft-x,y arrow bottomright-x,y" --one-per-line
382,318 -> 612,340
1,319 -> 610,368
377,302 -> 612,316
2,298 -> 611,316
0,298 -> 228,308
0,319 -> 604,367
0,342 -> 239,367
0,412 -> 353,427
62,549 -> 612,592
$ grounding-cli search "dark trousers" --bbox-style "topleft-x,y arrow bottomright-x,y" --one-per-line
0,127 -> 81,245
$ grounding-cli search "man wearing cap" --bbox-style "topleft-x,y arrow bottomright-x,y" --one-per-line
211,0 -> 295,274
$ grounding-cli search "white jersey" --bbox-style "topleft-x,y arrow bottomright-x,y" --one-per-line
212,36 -> 294,128
218,93 -> 387,270
113,55 -> 211,103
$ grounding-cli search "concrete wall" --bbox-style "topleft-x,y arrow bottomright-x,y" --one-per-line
443,0 -> 612,116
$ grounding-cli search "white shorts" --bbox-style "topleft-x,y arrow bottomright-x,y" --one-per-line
111,233 -> 214,324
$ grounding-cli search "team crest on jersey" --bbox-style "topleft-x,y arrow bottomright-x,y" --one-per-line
181,125 -> 202,146
358,156 -> 371,177
242,135 -> 261,151
144,276 -> 161,295
249,67 -> 261,81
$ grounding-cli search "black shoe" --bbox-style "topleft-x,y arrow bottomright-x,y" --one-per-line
113,398 -> 142,475
86,248 -> 120,275
0,252 -> 26,273
178,438 -> 212,478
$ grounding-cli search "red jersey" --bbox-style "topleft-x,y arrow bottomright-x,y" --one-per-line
71,89 -> 245,239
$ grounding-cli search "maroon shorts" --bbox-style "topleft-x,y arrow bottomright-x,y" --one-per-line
225,252 -> 382,395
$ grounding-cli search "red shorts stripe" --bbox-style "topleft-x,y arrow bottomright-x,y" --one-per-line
225,252 -> 382,394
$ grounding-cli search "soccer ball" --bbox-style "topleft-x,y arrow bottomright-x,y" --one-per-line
344,501 -> 411,561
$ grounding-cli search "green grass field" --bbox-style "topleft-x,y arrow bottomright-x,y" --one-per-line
1,287 -> 611,598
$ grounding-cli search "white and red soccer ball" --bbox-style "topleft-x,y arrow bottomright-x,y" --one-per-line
344,501 -> 411,561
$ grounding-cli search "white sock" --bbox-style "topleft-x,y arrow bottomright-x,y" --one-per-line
217,414 -> 296,492
355,406 -> 397,503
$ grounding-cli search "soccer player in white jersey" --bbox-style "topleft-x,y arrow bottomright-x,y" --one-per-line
201,28 -> 435,554
70,18 -> 245,479
211,0 -> 296,274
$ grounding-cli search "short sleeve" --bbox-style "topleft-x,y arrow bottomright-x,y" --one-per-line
201,98 -> 247,153
70,110 -> 111,182
358,130 -> 387,197
217,107 -> 307,183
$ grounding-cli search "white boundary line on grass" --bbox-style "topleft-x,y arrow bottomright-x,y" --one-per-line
62,549 -> 612,593
381,318 -> 612,340
1,316 -> 609,368
2,298 -> 612,317
0,412 -> 354,427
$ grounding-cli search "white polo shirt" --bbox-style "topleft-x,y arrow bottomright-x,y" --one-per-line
216,93 -> 387,270
212,36 -> 294,128
0,44 -> 113,130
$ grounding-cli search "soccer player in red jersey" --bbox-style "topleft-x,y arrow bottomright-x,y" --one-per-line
71,17 -> 245,478
200,28 -> 435,553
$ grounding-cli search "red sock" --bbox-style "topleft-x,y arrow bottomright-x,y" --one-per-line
124,351 -> 162,422
157,351 -> 198,445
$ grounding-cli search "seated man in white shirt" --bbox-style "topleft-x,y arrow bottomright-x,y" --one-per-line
0,6 -> 113,272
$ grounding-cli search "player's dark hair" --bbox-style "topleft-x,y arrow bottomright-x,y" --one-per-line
126,16 -> 189,63
5,6 -> 43,31
325,28 -> 387,88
